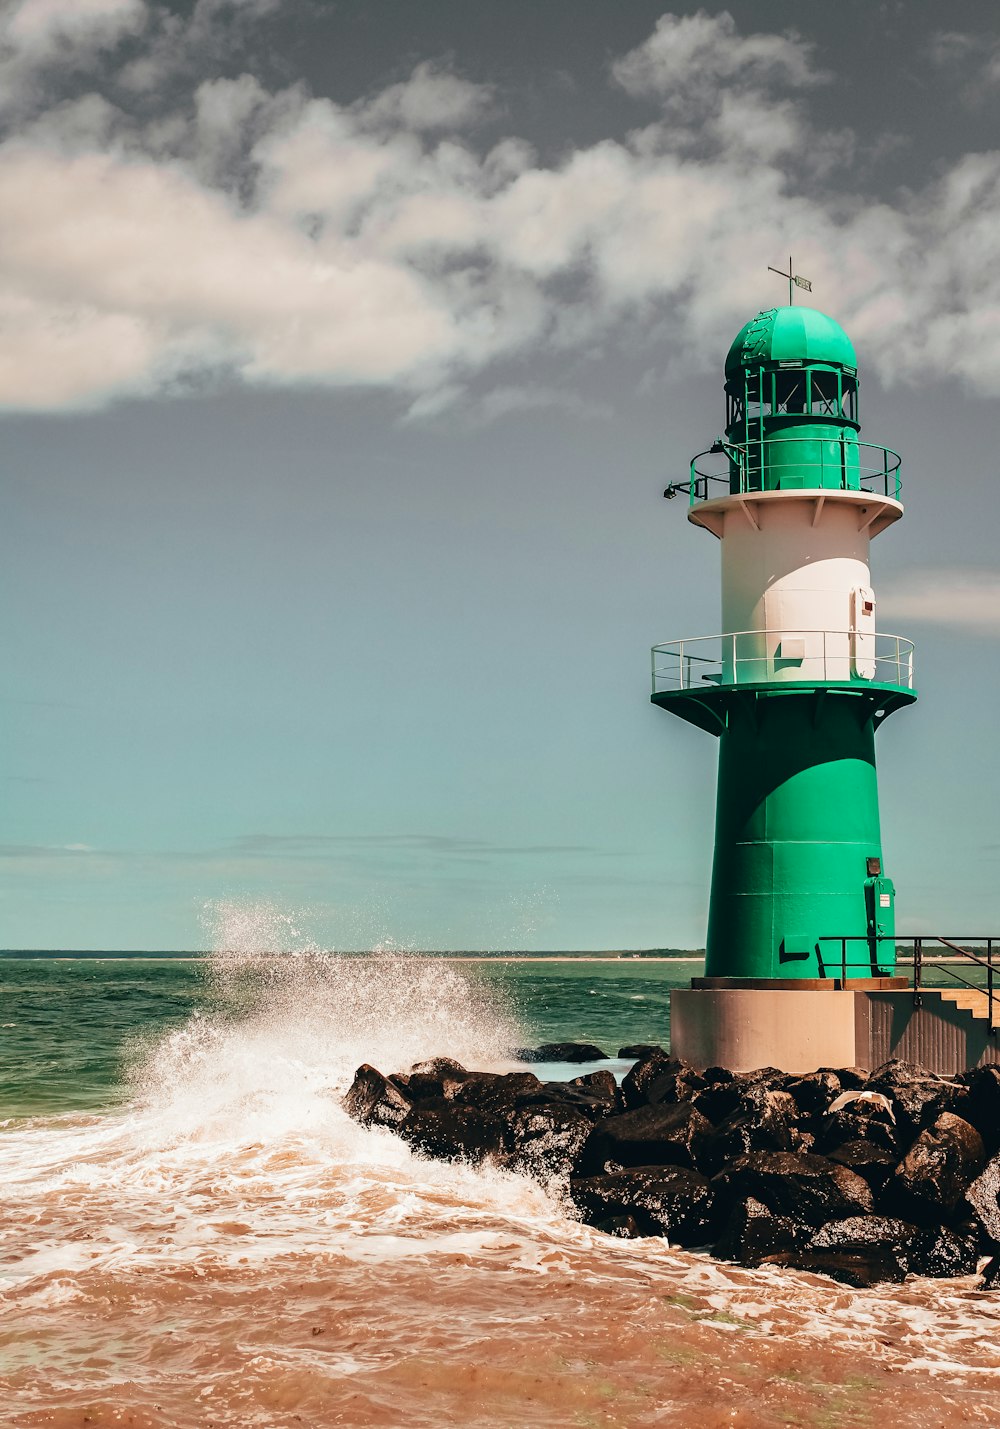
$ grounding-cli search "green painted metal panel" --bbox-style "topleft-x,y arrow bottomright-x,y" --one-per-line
725,306 -> 857,379
704,690 -> 894,980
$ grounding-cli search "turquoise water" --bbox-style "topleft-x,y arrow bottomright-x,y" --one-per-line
0,955 -> 702,1118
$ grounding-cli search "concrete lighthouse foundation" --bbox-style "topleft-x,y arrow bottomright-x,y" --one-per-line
670,984 -> 1000,1076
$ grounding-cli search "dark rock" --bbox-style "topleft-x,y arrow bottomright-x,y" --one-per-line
533,1082 -> 619,1118
570,1069 -> 620,1103
981,1254 -> 1000,1287
891,1113 -> 985,1221
645,1065 -> 707,1107
715,1195 -> 809,1266
571,1166 -> 714,1245
451,1072 -> 545,1113
790,1128 -> 817,1155
699,1087 -> 798,1175
515,1042 -> 609,1064
621,1050 -> 685,1109
693,1073 -> 793,1128
397,1099 -> 504,1162
408,1057 -> 469,1078
770,1248 -> 906,1288
594,1214 -> 642,1239
342,1064 -> 414,1129
962,1066 -> 1000,1155
500,1103 -> 593,1181
966,1154 -> 1000,1245
618,1044 -> 665,1060
818,1090 -> 901,1155
578,1101 -> 712,1175
800,1214 -> 920,1282
712,1151 -> 874,1228
828,1140 -> 898,1195
702,1065 -> 738,1085
912,1226 -> 980,1278
866,1060 -> 958,1138
786,1071 -> 842,1117
819,1066 -> 868,1089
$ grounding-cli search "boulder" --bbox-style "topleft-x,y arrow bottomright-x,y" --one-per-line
570,1069 -> 621,1105
342,1064 -> 414,1129
397,1099 -> 504,1162
500,1103 -> 593,1181
699,1087 -> 798,1175
534,1082 -> 619,1118
577,1100 -> 712,1175
786,1071 -> 842,1117
866,1060 -> 958,1137
644,1064 -> 707,1107
571,1166 -> 714,1245
911,1226 -> 980,1278
515,1042 -> 609,1063
828,1140 -> 898,1195
819,1066 -> 867,1089
712,1151 -> 874,1228
891,1113 -> 985,1221
621,1050 -> 685,1109
818,1090 -> 901,1155
594,1214 -> 643,1239
965,1154 -> 1000,1245
451,1071 -> 545,1113
962,1066 -> 1000,1154
715,1195 -> 808,1267
981,1254 -> 1000,1288
693,1070 -> 787,1126
618,1044 -> 665,1060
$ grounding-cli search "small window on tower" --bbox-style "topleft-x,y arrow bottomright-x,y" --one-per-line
810,372 -> 839,417
774,370 -> 806,413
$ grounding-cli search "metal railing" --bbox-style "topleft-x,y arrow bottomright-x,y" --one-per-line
817,935 -> 998,1034
651,629 -> 915,694
678,438 -> 902,503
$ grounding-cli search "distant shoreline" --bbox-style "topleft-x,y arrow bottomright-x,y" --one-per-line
0,949 -> 704,961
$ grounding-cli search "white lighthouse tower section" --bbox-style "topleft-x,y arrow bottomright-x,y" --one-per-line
691,490 -> 903,686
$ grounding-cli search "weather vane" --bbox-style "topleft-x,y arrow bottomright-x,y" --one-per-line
767,256 -> 812,306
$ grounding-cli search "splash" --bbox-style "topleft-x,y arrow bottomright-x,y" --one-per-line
126,899 -> 524,1142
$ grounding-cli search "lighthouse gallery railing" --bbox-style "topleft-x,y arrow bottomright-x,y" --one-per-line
651,629 -> 915,693
685,438 -> 902,502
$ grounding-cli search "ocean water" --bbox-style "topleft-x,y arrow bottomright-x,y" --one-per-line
2,920 -> 1000,1427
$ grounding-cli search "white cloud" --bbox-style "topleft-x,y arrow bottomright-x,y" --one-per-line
879,570 -> 1000,634
3,0 -> 147,55
2,10 -> 1000,412
357,60 -> 494,132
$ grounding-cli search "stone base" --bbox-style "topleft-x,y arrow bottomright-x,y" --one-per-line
670,986 -> 1000,1075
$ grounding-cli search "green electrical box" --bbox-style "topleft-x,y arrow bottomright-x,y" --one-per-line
865,874 -> 895,971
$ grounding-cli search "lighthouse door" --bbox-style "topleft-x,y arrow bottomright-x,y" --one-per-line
851,586 -> 876,679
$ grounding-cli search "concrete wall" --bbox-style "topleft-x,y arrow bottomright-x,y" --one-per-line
670,987 -> 1000,1074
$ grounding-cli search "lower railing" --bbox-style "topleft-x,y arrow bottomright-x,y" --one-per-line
651,629 -> 915,693
816,935 -> 998,1034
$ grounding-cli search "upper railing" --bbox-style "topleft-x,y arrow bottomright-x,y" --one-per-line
676,438 -> 902,504
651,629 -> 915,694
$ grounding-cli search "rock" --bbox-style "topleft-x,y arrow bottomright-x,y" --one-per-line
818,1092 -> 901,1155
819,1066 -> 868,1089
911,1226 -> 980,1278
515,1042 -> 609,1063
571,1167 -> 714,1245
500,1103 -> 593,1181
828,1140 -> 898,1195
644,1065 -> 707,1107
702,1065 -> 738,1085
786,1071 -> 842,1117
804,1215 -> 921,1283
594,1214 -> 642,1239
891,1113 -> 985,1220
408,1056 -> 469,1078
451,1072 -> 545,1113
534,1082 -> 619,1118
578,1101 -> 712,1175
342,1064 -> 414,1129
962,1066 -> 1000,1154
570,1069 -> 620,1104
866,1060 -> 957,1137
699,1086 -> 798,1176
981,1253 -> 1000,1287
712,1151 -> 874,1228
965,1154 -> 1000,1245
397,1099 -> 504,1163
715,1195 -> 808,1267
693,1070 -> 787,1126
620,1050 -> 685,1109
618,1044 -> 665,1060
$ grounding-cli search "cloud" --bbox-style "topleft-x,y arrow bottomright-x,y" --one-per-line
3,0 -> 147,57
879,569 -> 1000,634
3,9 -> 1000,412
357,60 -> 494,132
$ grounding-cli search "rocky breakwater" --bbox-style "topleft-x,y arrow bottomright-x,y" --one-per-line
342,1048 -> 1000,1289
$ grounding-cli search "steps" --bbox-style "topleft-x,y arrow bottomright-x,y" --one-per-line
929,987 -> 995,1024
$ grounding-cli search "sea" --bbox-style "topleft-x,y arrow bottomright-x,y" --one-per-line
3,911 -> 1000,1427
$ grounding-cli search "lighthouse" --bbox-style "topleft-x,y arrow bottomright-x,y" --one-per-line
657,294 -> 918,1070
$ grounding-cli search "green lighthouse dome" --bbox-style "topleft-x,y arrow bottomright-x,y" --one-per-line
725,306 -> 857,382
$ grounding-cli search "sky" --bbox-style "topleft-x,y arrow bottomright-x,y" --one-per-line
3,0 -> 1000,951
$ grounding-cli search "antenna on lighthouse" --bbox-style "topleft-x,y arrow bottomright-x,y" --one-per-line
767,256 -> 813,305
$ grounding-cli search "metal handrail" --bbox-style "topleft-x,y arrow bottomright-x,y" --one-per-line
651,628 -> 915,694
817,934 -> 997,1034
683,438 -> 902,503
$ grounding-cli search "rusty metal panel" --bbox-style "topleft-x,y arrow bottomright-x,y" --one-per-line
860,992 -> 1000,1074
